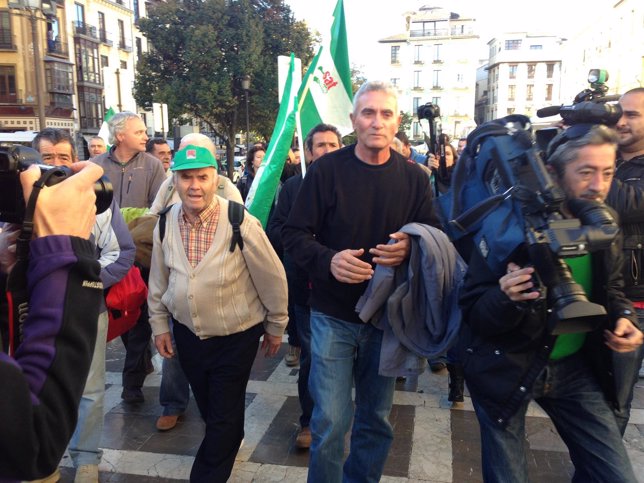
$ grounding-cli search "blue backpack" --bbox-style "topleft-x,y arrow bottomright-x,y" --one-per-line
437,115 -> 534,277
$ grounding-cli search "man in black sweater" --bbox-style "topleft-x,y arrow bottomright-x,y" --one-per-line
283,81 -> 439,483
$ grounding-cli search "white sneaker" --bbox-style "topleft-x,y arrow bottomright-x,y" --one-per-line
285,345 -> 301,367
74,465 -> 98,483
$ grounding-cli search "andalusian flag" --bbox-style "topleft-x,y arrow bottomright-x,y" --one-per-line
245,54 -> 298,227
97,106 -> 115,147
298,0 -> 353,139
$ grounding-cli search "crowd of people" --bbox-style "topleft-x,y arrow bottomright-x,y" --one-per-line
0,82 -> 643,483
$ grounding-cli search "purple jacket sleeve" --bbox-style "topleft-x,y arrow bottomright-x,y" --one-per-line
0,236 -> 101,481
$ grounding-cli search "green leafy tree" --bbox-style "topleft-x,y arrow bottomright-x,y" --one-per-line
399,111 -> 413,132
134,0 -> 314,177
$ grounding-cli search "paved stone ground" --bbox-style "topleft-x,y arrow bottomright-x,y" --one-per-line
55,338 -> 644,482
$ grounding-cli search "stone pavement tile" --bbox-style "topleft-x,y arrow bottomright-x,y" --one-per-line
450,410 -> 574,483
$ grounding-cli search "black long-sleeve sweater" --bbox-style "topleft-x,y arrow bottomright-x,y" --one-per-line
282,145 -> 440,323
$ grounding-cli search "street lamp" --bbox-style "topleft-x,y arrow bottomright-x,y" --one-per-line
9,0 -> 55,131
241,75 -> 251,151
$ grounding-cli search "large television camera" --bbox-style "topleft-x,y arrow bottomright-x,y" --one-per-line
0,144 -> 113,224
441,69 -> 622,334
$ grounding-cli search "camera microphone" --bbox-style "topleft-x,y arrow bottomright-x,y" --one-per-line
536,105 -> 563,118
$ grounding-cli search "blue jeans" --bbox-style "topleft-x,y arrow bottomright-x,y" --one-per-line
294,304 -> 313,428
159,319 -> 190,416
307,310 -> 396,483
473,352 -> 637,483
612,307 -> 644,435
69,311 -> 108,466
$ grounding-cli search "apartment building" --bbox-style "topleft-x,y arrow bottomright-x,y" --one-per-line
484,33 -> 564,123
0,0 -> 145,151
378,6 -> 479,141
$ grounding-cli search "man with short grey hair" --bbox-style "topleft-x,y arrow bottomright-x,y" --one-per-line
94,112 -> 166,404
94,112 -> 166,209
88,136 -> 107,158
283,81 -> 439,482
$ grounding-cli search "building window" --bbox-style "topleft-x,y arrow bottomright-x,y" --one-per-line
546,63 -> 555,78
75,3 -> 85,23
508,85 -> 516,101
507,108 -> 516,115
75,38 -> 101,85
390,77 -> 399,87
133,0 -> 139,23
98,12 -> 107,42
529,44 -> 542,50
509,64 -> 517,79
46,62 -> 73,94
431,96 -> 440,106
433,44 -> 441,62
414,71 -> 422,88
135,37 -> 142,58
0,11 -> 13,49
413,97 -> 421,114
527,63 -> 536,79
432,70 -> 441,88
120,60 -> 127,69
78,86 -> 103,130
101,55 -> 108,67
504,39 -> 521,50
526,84 -> 533,101
118,19 -> 126,49
390,45 -> 400,64
546,84 -> 553,101
0,65 -> 16,103
413,121 -> 421,138
414,45 -> 422,63
456,73 -> 464,83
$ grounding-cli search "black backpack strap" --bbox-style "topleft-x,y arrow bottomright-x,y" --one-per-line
158,204 -> 174,243
228,201 -> 245,252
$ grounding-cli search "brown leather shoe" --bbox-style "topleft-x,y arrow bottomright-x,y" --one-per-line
156,414 -> 180,431
295,426 -> 311,449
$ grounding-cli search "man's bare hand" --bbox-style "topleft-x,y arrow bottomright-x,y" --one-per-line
155,332 -> 175,358
370,232 -> 410,267
605,318 -> 644,353
261,333 -> 282,357
499,262 -> 541,303
330,248 -> 373,283
427,153 -> 439,170
20,161 -> 103,239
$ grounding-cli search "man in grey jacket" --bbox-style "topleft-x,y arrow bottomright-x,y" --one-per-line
94,112 -> 166,404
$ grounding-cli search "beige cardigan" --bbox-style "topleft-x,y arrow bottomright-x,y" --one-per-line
147,197 -> 288,339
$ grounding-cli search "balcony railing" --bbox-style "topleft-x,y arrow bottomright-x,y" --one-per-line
118,39 -> 132,52
47,39 -> 68,57
73,21 -> 100,41
99,30 -> 113,46
409,26 -> 475,38
0,93 -> 18,103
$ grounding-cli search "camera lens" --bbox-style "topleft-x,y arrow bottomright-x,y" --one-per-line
94,175 -> 113,215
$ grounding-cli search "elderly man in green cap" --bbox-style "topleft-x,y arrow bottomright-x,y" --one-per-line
147,145 -> 288,482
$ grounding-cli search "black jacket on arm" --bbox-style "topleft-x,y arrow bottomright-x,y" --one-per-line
459,232 -> 637,427
606,154 -> 644,301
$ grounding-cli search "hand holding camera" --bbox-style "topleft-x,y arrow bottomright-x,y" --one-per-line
20,161 -> 105,239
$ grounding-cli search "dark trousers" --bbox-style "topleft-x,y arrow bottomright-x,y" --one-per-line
120,302 -> 152,388
173,319 -> 263,483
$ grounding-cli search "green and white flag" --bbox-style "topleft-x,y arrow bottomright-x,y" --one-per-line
298,0 -> 353,140
97,106 -> 115,147
245,54 -> 298,228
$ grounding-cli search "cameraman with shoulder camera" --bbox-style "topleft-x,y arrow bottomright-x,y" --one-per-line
460,125 -> 642,483
0,161 -> 105,481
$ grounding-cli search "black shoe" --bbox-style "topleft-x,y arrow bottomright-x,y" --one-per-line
121,387 -> 144,403
447,363 -> 465,403
429,361 -> 447,373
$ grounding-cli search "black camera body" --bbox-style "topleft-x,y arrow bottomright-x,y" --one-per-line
417,102 -> 440,121
0,145 -> 113,224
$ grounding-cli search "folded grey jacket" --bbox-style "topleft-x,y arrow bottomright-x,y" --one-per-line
356,223 -> 467,377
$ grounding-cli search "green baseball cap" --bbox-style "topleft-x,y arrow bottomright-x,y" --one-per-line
171,145 -> 218,171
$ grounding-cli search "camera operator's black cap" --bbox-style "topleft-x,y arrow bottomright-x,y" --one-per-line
545,123 -> 596,161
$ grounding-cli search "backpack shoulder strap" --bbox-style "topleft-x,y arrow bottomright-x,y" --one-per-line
158,204 -> 174,243
228,200 -> 245,252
